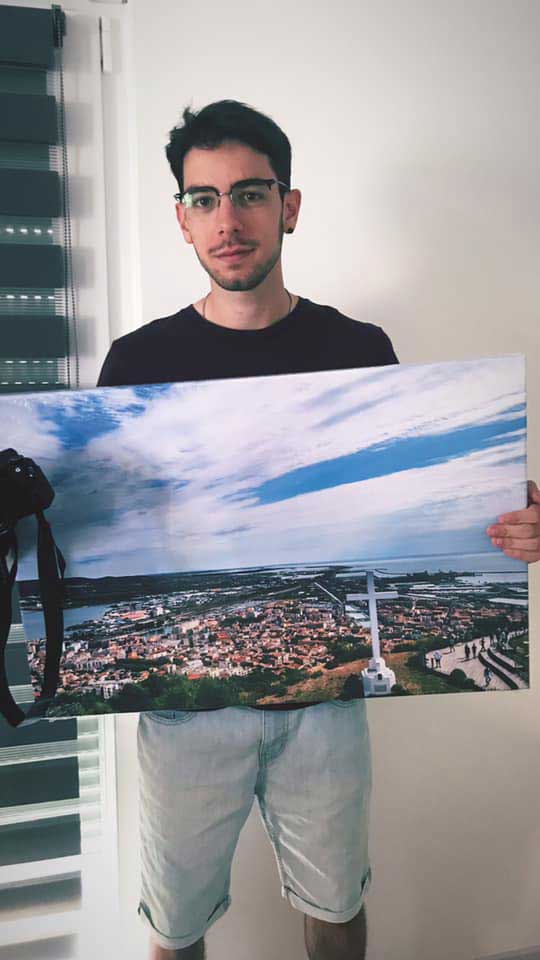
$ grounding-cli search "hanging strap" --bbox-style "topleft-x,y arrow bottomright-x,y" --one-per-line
26,510 -> 66,716
0,514 -> 66,727
0,529 -> 26,727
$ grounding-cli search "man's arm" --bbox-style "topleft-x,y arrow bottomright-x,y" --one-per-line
487,480 -> 540,563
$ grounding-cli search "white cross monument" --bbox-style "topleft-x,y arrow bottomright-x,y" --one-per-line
347,570 -> 399,696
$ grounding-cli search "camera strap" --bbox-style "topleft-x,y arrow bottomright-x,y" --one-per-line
36,509 -> 66,699
0,515 -> 66,727
0,529 -> 26,726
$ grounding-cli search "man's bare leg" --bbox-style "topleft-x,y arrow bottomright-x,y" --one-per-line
149,936 -> 205,959
304,906 -> 367,960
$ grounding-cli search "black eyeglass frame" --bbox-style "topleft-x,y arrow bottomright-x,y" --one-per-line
173,178 -> 290,205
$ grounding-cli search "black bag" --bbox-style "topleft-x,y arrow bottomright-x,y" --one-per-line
0,449 -> 66,727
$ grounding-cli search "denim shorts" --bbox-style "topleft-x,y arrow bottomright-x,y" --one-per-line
136,700 -> 372,951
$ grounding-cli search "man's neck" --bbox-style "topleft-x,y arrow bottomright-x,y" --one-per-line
193,281 -> 297,331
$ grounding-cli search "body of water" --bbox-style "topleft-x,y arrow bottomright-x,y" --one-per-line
489,597 -> 528,606
333,553 -> 527,575
457,573 -> 527,585
22,603 -> 112,641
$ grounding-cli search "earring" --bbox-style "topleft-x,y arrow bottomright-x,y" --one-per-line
286,227 -> 294,234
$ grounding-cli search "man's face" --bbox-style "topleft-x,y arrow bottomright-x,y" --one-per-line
176,141 -> 299,292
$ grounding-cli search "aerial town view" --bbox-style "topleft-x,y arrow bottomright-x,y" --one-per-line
7,354 -> 528,716
19,555 -> 529,715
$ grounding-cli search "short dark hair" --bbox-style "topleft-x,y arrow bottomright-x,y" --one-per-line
165,100 -> 292,198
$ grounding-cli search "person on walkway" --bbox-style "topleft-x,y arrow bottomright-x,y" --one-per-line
464,643 -> 471,660
484,666 -> 492,687
472,642 -> 478,658
434,651 -> 442,669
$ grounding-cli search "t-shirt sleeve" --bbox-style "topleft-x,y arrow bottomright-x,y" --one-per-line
377,327 -> 399,365
97,340 -> 126,387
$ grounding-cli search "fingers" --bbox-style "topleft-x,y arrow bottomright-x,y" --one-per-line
527,480 -> 540,506
500,547 -> 540,562
497,504 -> 540,525
491,536 -> 539,551
500,479 -> 540,519
487,521 -> 538,540
487,484 -> 540,564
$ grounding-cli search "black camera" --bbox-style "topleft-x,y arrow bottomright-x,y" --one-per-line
0,449 -> 55,532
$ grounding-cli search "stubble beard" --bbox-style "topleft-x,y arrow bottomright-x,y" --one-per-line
194,226 -> 284,292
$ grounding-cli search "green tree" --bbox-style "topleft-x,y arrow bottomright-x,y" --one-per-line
448,669 -> 477,691
391,683 -> 412,696
340,674 -> 364,699
240,667 -> 274,696
109,682 -> 153,712
194,676 -> 235,708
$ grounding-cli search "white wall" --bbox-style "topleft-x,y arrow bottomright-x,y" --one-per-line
110,1 -> 540,958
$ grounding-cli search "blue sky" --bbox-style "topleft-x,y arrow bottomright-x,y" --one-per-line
5,356 -> 527,579
251,412 -> 526,505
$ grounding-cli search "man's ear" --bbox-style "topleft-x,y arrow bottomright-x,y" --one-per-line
282,187 -> 301,235
176,202 -> 193,245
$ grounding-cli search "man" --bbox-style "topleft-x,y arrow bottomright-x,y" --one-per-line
98,101 -> 540,960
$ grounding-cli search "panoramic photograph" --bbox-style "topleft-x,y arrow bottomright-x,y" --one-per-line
4,355 -> 529,715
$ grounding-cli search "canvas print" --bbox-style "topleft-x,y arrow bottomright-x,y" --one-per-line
2,355 -> 529,718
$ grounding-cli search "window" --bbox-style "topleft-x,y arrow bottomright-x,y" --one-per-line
1,9 -> 120,958
0,4 -> 75,392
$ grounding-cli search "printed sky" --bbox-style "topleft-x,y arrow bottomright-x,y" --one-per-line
5,356 -> 527,579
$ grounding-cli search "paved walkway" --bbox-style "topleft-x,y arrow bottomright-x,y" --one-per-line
425,636 -> 526,691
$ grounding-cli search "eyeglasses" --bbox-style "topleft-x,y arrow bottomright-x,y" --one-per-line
174,178 -> 289,214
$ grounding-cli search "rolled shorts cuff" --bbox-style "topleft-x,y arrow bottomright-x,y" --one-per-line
137,894 -> 231,950
280,867 -> 372,924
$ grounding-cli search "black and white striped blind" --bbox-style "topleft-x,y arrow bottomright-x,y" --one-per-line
0,13 -> 118,956
0,3 -> 76,393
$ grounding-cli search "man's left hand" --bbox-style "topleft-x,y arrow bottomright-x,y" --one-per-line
486,480 -> 540,563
